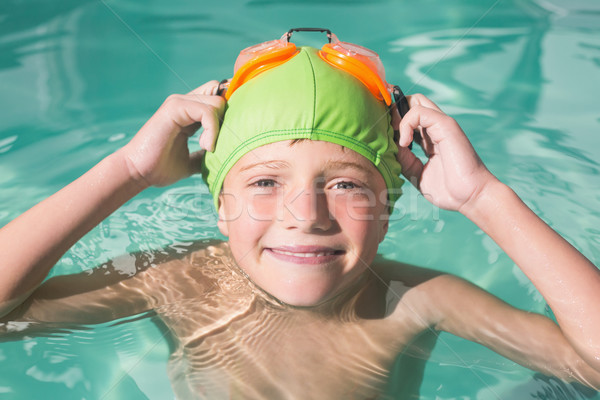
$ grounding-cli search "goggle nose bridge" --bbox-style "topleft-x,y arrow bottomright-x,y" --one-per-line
285,28 -> 333,44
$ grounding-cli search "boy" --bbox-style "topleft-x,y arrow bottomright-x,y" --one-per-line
1,31 -> 599,398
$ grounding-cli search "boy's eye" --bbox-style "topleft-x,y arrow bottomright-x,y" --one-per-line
253,179 -> 277,188
333,181 -> 358,190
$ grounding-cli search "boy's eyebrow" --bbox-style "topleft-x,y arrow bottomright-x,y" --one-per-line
239,159 -> 373,175
239,160 -> 291,172
323,160 -> 373,175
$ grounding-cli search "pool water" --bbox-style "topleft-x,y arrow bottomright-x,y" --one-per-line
1,0 -> 599,398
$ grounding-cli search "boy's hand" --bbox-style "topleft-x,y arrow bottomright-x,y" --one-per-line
393,94 -> 496,213
0,81 -> 226,318
118,81 -> 225,188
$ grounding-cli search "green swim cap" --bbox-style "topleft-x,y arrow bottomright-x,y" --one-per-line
201,46 -> 403,209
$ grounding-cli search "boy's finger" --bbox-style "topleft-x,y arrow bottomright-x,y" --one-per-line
399,104 -> 453,145
162,96 -> 218,134
399,94 -> 445,148
199,126 -> 218,152
180,122 -> 203,137
418,127 -> 436,158
400,103 -> 478,170
187,93 -> 226,115
406,93 -> 443,112
397,116 -> 416,148
197,108 -> 221,152
188,80 -> 220,96
159,95 -> 225,152
397,146 -> 423,184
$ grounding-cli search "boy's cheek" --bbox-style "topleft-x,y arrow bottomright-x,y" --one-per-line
331,194 -> 383,223
217,191 -> 278,237
331,196 -> 389,244
217,218 -> 229,237
217,192 -> 255,236
247,193 -> 279,222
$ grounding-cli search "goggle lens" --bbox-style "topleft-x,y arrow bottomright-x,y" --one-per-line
329,41 -> 386,81
222,29 -> 401,109
234,35 -> 289,73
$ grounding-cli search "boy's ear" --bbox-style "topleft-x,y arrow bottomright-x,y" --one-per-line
217,194 -> 229,237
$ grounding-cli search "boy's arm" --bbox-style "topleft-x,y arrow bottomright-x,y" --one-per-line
395,95 -> 600,373
377,259 -> 600,387
388,271 -> 600,388
1,244 -> 208,325
462,178 -> 600,372
0,81 -> 224,319
0,153 -> 142,318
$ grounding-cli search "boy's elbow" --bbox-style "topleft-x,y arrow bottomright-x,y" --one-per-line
0,291 -> 32,321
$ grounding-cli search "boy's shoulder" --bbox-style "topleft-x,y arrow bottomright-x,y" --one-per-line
370,256 -> 479,328
147,240 -> 245,291
145,240 -> 231,272
371,255 -> 446,287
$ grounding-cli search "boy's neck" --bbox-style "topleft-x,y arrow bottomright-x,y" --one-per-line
222,245 -> 379,318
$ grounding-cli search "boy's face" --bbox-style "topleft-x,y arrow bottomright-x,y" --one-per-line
218,140 -> 389,307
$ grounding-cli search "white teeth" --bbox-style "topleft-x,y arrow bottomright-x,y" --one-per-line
271,249 -> 335,257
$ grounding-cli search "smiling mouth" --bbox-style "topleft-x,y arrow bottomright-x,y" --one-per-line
271,249 -> 342,257
265,246 -> 345,264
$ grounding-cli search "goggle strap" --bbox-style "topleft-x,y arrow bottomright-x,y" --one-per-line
217,79 -> 230,97
392,85 -> 409,118
391,85 -> 413,149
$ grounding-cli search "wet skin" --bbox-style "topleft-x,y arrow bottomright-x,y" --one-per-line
2,242 -> 434,399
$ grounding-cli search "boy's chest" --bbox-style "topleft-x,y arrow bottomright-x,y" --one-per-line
158,296 -> 418,399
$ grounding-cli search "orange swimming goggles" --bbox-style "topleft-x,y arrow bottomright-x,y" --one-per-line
218,28 -> 409,117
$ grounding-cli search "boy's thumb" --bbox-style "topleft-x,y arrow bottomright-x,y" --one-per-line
199,127 -> 217,152
397,146 -> 423,184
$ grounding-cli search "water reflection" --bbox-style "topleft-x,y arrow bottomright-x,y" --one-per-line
0,314 -> 172,398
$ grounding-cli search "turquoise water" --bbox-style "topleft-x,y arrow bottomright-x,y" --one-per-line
1,0 -> 600,398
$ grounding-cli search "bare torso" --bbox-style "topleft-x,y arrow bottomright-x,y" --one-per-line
149,244 -> 432,399
3,242 -> 437,399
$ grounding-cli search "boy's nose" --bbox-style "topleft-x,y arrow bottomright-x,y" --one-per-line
280,186 -> 333,232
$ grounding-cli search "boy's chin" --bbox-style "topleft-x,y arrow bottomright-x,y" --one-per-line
262,288 -> 331,308
242,269 -> 370,309
258,282 -> 349,309
279,295 -> 329,308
